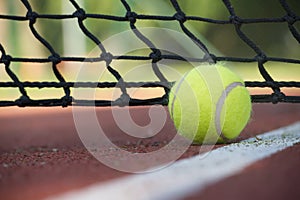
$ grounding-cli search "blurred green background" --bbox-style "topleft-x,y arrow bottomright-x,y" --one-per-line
0,0 -> 299,100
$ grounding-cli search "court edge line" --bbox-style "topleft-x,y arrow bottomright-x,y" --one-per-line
46,122 -> 300,200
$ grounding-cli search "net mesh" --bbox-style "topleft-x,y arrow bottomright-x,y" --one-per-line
0,0 -> 299,107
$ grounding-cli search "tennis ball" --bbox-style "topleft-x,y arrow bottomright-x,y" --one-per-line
168,64 -> 252,144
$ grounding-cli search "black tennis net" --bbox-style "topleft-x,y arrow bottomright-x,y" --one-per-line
0,0 -> 299,107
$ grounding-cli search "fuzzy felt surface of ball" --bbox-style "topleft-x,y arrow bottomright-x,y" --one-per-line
168,64 -> 252,144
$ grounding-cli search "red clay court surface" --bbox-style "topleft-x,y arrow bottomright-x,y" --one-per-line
0,103 -> 300,200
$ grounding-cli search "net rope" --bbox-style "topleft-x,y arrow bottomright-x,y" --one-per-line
0,0 -> 299,107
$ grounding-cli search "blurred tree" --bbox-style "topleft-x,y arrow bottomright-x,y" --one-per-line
180,0 -> 300,58
29,0 -> 63,55
26,0 -> 299,58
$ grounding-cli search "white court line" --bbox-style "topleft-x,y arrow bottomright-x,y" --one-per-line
46,122 -> 300,200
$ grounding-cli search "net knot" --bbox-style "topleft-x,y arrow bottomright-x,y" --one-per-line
283,14 -> 296,25
229,15 -> 242,27
73,9 -> 87,21
173,11 -> 186,23
271,92 -> 285,104
61,95 -> 72,107
149,49 -> 162,63
204,53 -> 216,64
26,11 -> 38,24
126,11 -> 137,24
100,52 -> 113,65
161,94 -> 169,105
1,54 -> 12,65
255,54 -> 267,64
48,54 -> 61,65
114,93 -> 130,107
16,95 -> 31,107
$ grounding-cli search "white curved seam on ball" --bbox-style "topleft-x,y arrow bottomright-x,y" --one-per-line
215,82 -> 244,141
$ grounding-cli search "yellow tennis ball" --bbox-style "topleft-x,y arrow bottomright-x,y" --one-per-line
168,64 -> 252,144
